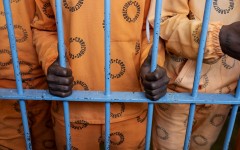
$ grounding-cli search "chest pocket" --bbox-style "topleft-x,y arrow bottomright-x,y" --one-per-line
111,0 -> 145,42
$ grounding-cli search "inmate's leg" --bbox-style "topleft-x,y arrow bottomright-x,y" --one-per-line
190,104 -> 230,150
152,104 -> 190,150
99,109 -> 147,150
52,102 -> 102,150
0,79 -> 56,150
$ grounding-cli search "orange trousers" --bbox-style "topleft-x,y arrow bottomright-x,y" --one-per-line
0,78 -> 56,150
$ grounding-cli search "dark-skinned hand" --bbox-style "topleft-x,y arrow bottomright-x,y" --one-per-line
47,59 -> 73,97
220,21 -> 240,60
140,54 -> 169,101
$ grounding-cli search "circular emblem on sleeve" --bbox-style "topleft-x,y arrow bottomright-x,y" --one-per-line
219,86 -> 231,94
0,49 -> 12,67
73,80 -> 89,90
222,55 -> 235,69
122,1 -> 141,23
210,114 -> 225,127
110,132 -> 125,145
69,37 -> 86,59
70,120 -> 89,130
111,103 -> 125,118
42,2 -> 55,18
110,59 -> 126,79
156,126 -> 169,140
19,60 -> 33,76
213,0 -> 234,14
63,0 -> 84,12
0,24 -> 28,43
192,135 -> 208,146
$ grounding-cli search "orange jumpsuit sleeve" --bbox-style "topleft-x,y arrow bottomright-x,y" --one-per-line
140,0 -> 165,67
149,0 -> 224,64
31,0 -> 58,75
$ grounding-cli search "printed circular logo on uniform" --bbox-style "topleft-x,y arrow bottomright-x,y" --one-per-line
192,135 -> 208,146
199,74 -> 209,89
43,140 -> 56,149
122,1 -> 141,23
0,49 -> 12,67
219,86 -> 231,94
135,41 -> 140,55
157,104 -> 170,112
110,59 -> 126,79
192,24 -> 201,44
63,0 -> 84,12
73,80 -> 89,90
19,60 -> 33,76
0,145 -> 13,150
70,120 -> 89,130
222,55 -> 235,69
156,126 -> 169,140
98,132 -> 125,146
136,109 -> 147,123
42,2 -> 54,19
213,0 -> 234,14
69,37 -> 86,59
110,103 -> 125,118
0,24 -> 28,43
110,132 -> 125,145
210,114 -> 225,127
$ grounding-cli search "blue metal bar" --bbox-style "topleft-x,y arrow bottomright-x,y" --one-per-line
104,0 -> 111,149
145,0 -> 163,149
55,1 -> 71,150
1,89 -> 240,104
223,79 -> 240,150
184,0 -> 213,149
3,1 -> 32,149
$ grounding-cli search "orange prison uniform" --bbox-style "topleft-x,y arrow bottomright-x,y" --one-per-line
32,0 -> 165,149
148,0 -> 240,149
0,1 -> 56,149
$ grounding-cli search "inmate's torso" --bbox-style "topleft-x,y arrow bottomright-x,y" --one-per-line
41,0 -> 152,124
0,0 -> 45,86
165,0 -> 240,94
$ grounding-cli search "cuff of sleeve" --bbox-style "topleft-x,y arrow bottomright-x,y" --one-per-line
204,23 -> 224,64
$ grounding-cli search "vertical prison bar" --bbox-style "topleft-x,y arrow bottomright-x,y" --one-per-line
55,1 -> 72,149
3,0 -> 32,150
145,0 -> 163,149
184,0 -> 213,149
223,79 -> 240,150
3,0 -> 32,149
104,0 -> 111,149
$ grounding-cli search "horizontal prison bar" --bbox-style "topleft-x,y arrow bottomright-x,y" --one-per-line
0,89 -> 239,104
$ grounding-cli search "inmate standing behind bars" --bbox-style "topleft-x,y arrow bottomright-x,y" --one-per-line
31,0 -> 169,149
0,1 -> 56,150
147,0 -> 240,149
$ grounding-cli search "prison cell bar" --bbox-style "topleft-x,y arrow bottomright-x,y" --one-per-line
104,0 -> 111,149
145,0 -> 163,149
55,1 -> 72,149
184,0 -> 213,149
3,0 -> 32,149
223,79 -> 240,150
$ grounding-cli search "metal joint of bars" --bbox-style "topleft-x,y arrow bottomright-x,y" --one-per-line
1,0 -> 239,150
